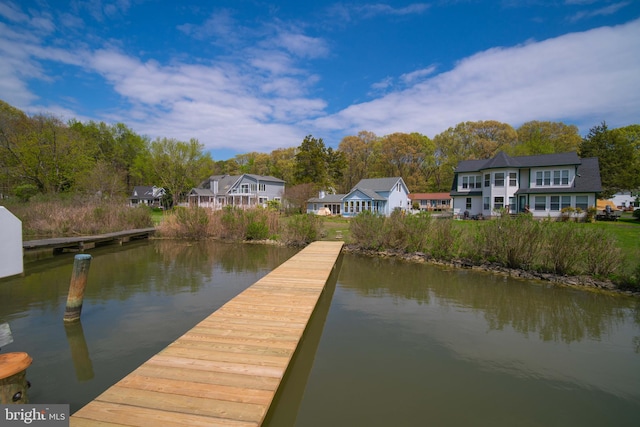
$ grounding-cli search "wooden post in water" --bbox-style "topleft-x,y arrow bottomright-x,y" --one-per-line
64,254 -> 92,323
0,352 -> 32,404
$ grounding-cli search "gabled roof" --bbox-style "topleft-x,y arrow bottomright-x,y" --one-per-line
344,187 -> 386,201
130,186 -> 163,200
200,174 -> 285,195
244,174 -> 285,183
352,177 -> 403,192
455,151 -> 582,173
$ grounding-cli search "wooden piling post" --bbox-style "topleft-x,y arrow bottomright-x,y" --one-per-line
0,352 -> 32,404
63,254 -> 92,323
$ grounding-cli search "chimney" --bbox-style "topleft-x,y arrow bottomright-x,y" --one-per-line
319,190 -> 325,199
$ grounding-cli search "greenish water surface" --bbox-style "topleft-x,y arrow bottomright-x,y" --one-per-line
1,242 -> 638,426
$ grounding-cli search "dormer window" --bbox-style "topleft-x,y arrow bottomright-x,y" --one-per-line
536,169 -> 569,187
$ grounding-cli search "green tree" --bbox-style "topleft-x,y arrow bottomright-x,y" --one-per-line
433,120 -> 517,191
269,147 -> 297,183
579,122 -> 640,198
371,132 -> 435,192
338,131 -> 378,191
147,137 -> 214,206
512,121 -> 581,156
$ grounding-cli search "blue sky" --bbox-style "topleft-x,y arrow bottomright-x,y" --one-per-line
1,1 -> 639,160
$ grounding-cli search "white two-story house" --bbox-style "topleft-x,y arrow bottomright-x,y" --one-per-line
188,174 -> 285,210
450,152 -> 602,218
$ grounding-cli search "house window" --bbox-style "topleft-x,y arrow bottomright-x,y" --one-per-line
462,175 -> 481,189
241,184 -> 249,193
466,198 -> 472,209
250,184 -> 257,192
561,196 -> 571,209
484,174 -> 490,187
494,173 -> 505,187
483,197 -> 490,210
509,172 -> 517,186
259,184 -> 266,191
494,197 -> 504,210
537,169 -> 569,186
534,196 -> 546,211
509,197 -> 516,212
576,196 -> 588,210
550,196 -> 560,211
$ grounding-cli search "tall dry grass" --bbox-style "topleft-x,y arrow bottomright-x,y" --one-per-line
3,196 -> 153,237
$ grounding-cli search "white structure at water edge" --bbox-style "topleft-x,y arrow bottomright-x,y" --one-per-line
0,206 -> 23,279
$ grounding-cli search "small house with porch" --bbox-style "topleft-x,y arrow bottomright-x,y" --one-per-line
188,174 -> 285,210
307,177 -> 410,217
409,192 -> 452,211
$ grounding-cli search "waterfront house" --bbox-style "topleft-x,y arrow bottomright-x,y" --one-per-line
129,186 -> 166,208
450,151 -> 602,219
188,174 -> 285,210
307,177 -> 410,217
409,192 -> 452,212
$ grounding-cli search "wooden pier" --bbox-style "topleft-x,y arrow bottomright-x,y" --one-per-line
23,228 -> 156,255
70,241 -> 344,427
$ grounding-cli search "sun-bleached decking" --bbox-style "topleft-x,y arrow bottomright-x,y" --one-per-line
70,241 -> 344,426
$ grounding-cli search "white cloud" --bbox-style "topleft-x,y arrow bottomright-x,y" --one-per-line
312,18 -> 640,138
568,1 -> 630,22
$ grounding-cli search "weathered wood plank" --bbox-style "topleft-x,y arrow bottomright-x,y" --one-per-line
70,241 -> 343,427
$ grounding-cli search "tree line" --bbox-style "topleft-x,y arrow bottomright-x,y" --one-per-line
1,99 -> 638,207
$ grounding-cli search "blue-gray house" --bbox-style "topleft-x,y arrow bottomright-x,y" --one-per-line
307,177 -> 411,217
188,174 -> 285,210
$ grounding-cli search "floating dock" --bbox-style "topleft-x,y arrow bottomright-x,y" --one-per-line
70,241 -> 344,426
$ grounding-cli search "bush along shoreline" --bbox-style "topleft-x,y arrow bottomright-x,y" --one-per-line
346,211 -> 640,296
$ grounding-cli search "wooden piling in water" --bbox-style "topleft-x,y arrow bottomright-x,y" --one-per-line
64,254 -> 92,323
0,352 -> 32,404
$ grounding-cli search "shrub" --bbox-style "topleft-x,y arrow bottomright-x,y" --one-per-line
403,211 -> 432,253
160,206 -> 210,240
580,228 -> 624,276
633,209 -> 640,221
477,214 -> 544,269
540,223 -> 588,275
282,214 -> 323,246
428,218 -> 460,260
349,211 -> 386,250
13,184 -> 39,202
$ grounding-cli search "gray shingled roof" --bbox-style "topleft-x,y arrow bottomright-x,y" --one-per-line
308,194 -> 345,203
352,177 -> 403,192
455,152 -> 581,172
515,157 -> 602,194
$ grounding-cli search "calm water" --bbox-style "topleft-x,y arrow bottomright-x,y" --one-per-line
1,242 -> 639,426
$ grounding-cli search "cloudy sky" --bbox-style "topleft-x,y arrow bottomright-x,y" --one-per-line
1,0 -> 639,160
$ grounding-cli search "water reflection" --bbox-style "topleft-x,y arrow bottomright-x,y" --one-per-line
64,322 -> 93,382
339,255 -> 637,344
292,253 -> 640,427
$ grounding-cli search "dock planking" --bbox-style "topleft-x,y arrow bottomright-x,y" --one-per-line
70,241 -> 344,427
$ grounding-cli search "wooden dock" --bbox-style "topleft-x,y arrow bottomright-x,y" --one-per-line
70,241 -> 344,427
23,228 -> 156,255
